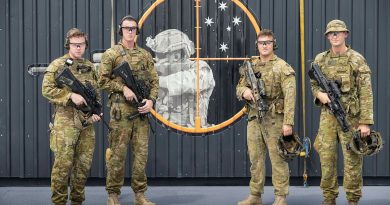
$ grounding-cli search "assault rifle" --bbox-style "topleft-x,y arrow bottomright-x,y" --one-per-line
55,59 -> 110,130
111,61 -> 151,121
243,61 -> 268,120
308,63 -> 349,132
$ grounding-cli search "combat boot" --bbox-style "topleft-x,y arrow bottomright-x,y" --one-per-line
348,201 -> 358,205
134,192 -> 156,205
107,193 -> 121,205
237,194 -> 262,205
272,195 -> 286,205
321,198 -> 336,205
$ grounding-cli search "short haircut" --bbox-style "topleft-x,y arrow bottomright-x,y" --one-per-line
66,28 -> 87,40
257,29 -> 275,40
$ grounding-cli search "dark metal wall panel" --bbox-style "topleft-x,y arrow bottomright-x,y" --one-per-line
35,0 -> 52,178
23,0 -> 37,178
376,0 -> 390,176
0,0 -> 389,180
9,0 -> 24,177
304,0 -> 321,177
362,0 -> 378,176
0,0 -> 10,177
88,0 -> 113,179
233,117 -> 249,177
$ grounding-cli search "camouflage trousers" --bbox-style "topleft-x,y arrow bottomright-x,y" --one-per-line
50,107 -> 95,205
247,113 -> 289,196
314,109 -> 363,201
105,101 -> 150,195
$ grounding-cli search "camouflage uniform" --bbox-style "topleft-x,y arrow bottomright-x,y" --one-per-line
42,54 -> 98,205
311,47 -> 374,202
236,55 -> 296,197
98,42 -> 158,196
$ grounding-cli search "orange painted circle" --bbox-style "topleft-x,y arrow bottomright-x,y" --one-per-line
138,0 -> 260,133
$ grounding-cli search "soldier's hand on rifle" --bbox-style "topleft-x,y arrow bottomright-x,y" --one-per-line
282,124 -> 293,136
316,91 -> 331,104
91,114 -> 102,123
70,93 -> 87,106
358,124 -> 370,137
243,88 -> 255,102
138,99 -> 153,114
123,86 -> 138,102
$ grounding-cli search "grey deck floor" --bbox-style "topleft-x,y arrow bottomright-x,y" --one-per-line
0,186 -> 389,205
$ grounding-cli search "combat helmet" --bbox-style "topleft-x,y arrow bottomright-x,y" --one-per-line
146,29 -> 195,57
348,130 -> 383,156
277,133 -> 303,161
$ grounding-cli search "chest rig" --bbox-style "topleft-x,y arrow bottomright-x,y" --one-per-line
111,45 -> 150,85
317,51 -> 360,116
69,59 -> 94,84
251,58 -> 282,100
247,57 -> 285,118
108,45 -> 151,109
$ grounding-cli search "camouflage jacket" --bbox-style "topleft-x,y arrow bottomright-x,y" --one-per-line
236,55 -> 296,125
311,48 -> 374,125
42,54 -> 98,107
98,42 -> 159,105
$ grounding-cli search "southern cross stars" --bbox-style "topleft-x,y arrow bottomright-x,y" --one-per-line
219,42 -> 229,52
205,17 -> 214,26
232,16 -> 242,26
218,2 -> 228,11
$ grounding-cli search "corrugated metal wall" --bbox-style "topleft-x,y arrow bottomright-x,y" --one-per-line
0,0 -> 389,179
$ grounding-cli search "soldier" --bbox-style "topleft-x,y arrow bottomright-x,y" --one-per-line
310,19 -> 374,205
236,29 -> 296,205
146,29 -> 215,127
98,15 -> 158,205
42,28 -> 101,205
